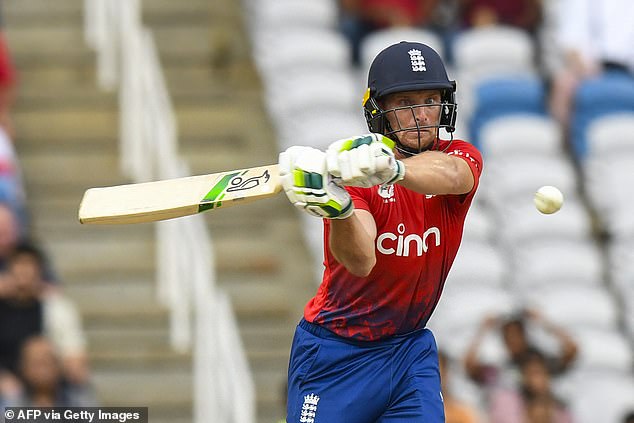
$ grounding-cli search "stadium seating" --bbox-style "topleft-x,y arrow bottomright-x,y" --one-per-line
243,8 -> 634,420
480,154 -> 577,211
244,0 -> 338,34
511,240 -> 604,291
461,201 -> 495,243
523,286 -> 619,330
497,199 -> 594,248
560,371 -> 634,423
358,27 -> 445,75
570,71 -> 634,160
446,239 -> 508,289
584,155 -> 634,239
263,67 -> 359,125
452,26 -> 536,78
585,112 -> 634,157
608,239 -> 634,342
479,114 -> 562,158
253,27 -> 351,83
468,76 -> 547,148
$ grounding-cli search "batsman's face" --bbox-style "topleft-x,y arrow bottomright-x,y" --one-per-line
381,89 -> 442,151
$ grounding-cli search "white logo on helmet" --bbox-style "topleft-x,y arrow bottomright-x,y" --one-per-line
408,49 -> 426,72
377,223 -> 440,257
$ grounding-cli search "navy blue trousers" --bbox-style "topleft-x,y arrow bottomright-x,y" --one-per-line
286,319 -> 445,422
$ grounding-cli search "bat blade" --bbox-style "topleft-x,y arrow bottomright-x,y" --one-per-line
79,164 -> 282,224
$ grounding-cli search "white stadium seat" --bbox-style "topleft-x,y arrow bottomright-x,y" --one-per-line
569,372 -> 634,423
510,240 -> 604,290
264,67 -> 360,124
479,114 -> 563,157
432,285 -> 518,336
584,155 -> 634,238
608,238 -> 634,291
434,323 -> 509,370
481,154 -> 578,210
453,26 -> 536,79
253,27 -> 351,79
497,198 -> 594,247
522,285 -> 619,330
461,202 -> 495,243
584,155 -> 634,214
586,112 -> 634,157
246,0 -> 338,32
446,240 -> 508,289
359,27 -> 445,74
277,109 -> 367,151
569,328 -> 633,373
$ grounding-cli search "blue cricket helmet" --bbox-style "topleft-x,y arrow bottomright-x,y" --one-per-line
363,41 -> 458,144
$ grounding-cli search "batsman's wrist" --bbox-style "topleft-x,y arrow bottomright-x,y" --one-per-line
330,201 -> 354,220
386,160 -> 405,185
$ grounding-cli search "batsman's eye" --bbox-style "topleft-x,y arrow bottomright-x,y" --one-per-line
395,98 -> 414,106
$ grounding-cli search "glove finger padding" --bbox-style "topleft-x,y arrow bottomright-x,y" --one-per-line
278,146 -> 354,219
326,133 -> 405,188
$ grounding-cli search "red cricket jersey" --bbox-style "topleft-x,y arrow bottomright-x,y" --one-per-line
304,140 -> 483,341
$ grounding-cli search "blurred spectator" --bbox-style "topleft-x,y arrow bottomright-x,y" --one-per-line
458,0 -> 542,34
0,202 -> 55,279
546,0 -> 634,130
4,336 -> 96,407
0,269 -> 42,379
488,350 -> 574,423
338,0 -> 441,65
0,242 -> 90,387
464,309 -> 578,389
439,349 -> 481,423
0,128 -> 27,229
0,16 -> 16,139
623,411 -> 634,423
0,202 -> 19,270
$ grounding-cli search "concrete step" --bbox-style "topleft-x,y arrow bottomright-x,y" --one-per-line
65,279 -> 156,315
41,235 -> 155,280
14,63 -> 98,91
16,86 -> 117,111
20,149 -> 120,191
26,186 -> 288,231
92,368 -> 192,405
83,310 -> 175,365
254,368 -> 287,423
90,349 -> 190,371
13,100 -> 269,148
83,306 -> 169,329
3,0 -> 82,25
219,276 -> 290,317
151,26 -> 212,62
5,26 -> 89,55
142,0 -> 211,22
14,107 -> 117,143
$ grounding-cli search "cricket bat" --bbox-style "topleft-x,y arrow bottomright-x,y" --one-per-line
78,164 -> 282,224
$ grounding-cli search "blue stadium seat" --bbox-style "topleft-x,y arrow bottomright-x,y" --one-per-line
571,71 -> 634,159
469,76 -> 547,149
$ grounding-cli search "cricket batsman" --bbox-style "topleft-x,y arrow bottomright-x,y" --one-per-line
279,41 -> 483,422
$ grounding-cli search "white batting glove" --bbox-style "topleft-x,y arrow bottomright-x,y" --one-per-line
326,133 -> 405,188
279,146 -> 354,219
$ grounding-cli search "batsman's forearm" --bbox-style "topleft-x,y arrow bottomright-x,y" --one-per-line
329,212 -> 376,277
398,151 -> 474,195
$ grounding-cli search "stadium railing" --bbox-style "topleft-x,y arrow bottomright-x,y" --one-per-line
83,1 -> 255,421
